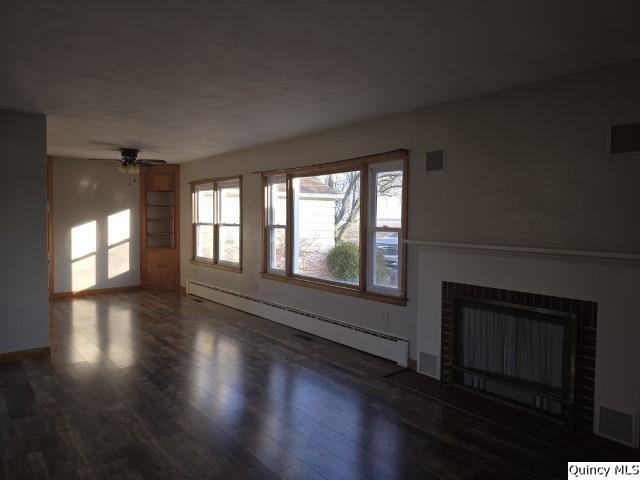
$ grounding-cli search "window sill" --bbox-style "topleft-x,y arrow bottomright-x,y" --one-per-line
191,259 -> 242,273
261,272 -> 407,306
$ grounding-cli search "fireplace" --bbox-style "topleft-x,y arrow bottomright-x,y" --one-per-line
441,282 -> 597,430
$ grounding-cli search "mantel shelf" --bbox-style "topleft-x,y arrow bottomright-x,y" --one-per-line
404,239 -> 640,266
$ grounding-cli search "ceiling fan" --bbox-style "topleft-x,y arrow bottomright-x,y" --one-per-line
116,148 -> 167,174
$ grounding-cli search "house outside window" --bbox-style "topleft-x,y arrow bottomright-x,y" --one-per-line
262,150 -> 408,305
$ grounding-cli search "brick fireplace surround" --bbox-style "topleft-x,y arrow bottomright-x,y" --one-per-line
440,281 -> 597,430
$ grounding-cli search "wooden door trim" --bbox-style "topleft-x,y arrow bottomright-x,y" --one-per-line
47,156 -> 54,299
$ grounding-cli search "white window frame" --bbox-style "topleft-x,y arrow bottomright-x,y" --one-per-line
367,160 -> 404,296
192,177 -> 242,270
216,179 -> 241,267
265,175 -> 287,275
194,182 -> 215,263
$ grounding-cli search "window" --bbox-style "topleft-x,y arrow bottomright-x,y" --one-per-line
265,176 -> 287,274
293,171 -> 361,285
368,162 -> 403,294
262,151 -> 407,305
192,177 -> 241,270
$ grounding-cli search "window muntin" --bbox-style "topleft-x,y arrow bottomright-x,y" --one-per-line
192,177 -> 241,269
262,151 -> 407,302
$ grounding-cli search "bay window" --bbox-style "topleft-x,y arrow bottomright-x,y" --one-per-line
262,150 -> 408,305
192,176 -> 242,271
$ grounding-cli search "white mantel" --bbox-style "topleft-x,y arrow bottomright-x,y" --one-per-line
414,241 -> 640,444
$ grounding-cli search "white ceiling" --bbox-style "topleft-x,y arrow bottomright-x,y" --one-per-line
2,1 -> 640,162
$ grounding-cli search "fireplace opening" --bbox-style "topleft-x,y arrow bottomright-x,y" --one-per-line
451,297 -> 577,425
442,283 -> 597,430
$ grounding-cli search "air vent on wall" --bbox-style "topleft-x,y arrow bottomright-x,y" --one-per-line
419,351 -> 439,378
610,122 -> 640,154
426,149 -> 446,172
597,405 -> 638,448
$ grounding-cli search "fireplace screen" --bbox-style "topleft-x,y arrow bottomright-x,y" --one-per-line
453,298 -> 577,420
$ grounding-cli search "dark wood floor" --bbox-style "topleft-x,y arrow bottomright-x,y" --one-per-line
0,291 -> 622,479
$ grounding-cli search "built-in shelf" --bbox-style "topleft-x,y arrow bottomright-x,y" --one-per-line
141,166 -> 180,289
145,189 -> 175,248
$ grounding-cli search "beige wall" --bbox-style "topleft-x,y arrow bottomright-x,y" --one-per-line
180,59 -> 640,358
53,158 -> 140,293
0,109 -> 48,353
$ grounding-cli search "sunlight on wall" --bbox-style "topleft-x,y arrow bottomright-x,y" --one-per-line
71,255 -> 96,292
108,210 -> 130,246
107,209 -> 131,279
71,220 -> 97,291
108,241 -> 130,279
71,220 -> 96,260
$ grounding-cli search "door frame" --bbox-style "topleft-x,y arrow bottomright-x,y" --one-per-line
47,156 -> 54,299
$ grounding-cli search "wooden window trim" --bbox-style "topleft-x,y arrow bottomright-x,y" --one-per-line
191,176 -> 242,272
261,272 -> 407,306
261,149 -> 408,305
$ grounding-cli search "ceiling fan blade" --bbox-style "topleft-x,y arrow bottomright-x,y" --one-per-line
137,159 -> 167,165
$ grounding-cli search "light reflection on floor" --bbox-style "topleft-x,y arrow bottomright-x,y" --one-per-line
47,291 -> 445,479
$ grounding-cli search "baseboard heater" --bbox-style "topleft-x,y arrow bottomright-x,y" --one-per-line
186,280 -> 409,366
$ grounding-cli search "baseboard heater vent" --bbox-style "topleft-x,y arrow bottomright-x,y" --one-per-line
596,405 -> 639,448
186,279 -> 409,366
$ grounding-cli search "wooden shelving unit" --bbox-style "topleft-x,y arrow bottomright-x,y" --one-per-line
140,164 -> 180,290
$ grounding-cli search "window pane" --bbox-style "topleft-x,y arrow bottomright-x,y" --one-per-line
219,226 -> 240,264
374,231 -> 399,289
269,227 -> 286,271
196,225 -> 214,259
375,170 -> 403,228
293,172 -> 360,285
219,184 -> 240,224
267,177 -> 287,225
196,186 -> 214,223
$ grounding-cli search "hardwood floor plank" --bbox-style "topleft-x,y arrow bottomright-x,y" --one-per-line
0,291 -> 630,479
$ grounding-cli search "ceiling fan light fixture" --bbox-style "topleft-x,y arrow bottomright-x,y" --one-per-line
119,163 -> 140,175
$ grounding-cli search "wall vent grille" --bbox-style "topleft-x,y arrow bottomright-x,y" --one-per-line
610,122 -> 640,154
419,352 -> 438,378
426,149 -> 446,172
597,405 -> 638,447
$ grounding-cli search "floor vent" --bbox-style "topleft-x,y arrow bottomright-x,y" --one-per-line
294,333 -> 314,341
426,149 -> 446,172
419,351 -> 439,378
597,405 -> 638,447
186,279 -> 409,366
